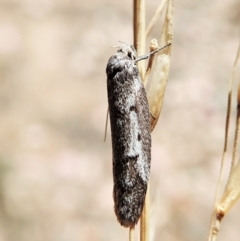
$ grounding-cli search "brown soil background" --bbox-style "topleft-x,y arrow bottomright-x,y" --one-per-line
0,0 -> 240,240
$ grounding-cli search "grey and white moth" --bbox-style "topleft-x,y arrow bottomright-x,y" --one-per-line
106,44 -> 151,228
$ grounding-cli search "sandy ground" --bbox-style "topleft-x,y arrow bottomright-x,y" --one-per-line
0,0 -> 239,240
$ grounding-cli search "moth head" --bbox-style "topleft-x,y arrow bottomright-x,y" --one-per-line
117,43 -> 137,61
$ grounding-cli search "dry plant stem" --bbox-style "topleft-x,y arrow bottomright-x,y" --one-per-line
147,0 -> 173,131
208,153 -> 228,241
208,42 -> 240,241
229,45 -> 240,171
143,39 -> 159,87
231,87 -> 240,172
217,161 -> 240,214
146,0 -> 167,37
140,181 -> 150,241
133,0 -> 146,78
211,161 -> 240,241
212,43 -> 240,209
215,90 -> 231,202
133,1 -> 148,241
207,156 -> 227,241
213,87 -> 240,234
209,215 -> 223,241
129,227 -> 135,241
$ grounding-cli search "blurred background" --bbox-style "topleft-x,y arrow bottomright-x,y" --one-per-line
0,0 -> 239,240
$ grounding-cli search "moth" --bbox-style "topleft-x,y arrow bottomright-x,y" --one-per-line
106,44 -> 151,228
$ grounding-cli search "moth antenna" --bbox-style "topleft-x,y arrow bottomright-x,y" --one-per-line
135,43 -> 171,63
118,40 -> 131,46
112,46 -> 121,49
104,107 -> 109,142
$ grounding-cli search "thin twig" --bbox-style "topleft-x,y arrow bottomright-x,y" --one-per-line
146,0 -> 167,37
133,0 -> 146,78
143,39 -> 159,86
140,181 -> 150,241
229,45 -> 240,172
129,227 -> 135,241
208,41 -> 240,241
147,0 -> 174,131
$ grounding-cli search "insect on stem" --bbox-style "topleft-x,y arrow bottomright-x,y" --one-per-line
135,43 -> 171,63
106,44 -> 151,228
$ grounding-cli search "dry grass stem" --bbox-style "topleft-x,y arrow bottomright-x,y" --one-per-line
140,182 -> 150,241
229,45 -> 240,171
230,85 -> 240,172
133,1 -> 148,240
133,0 -> 146,78
146,0 -> 173,131
146,0 -> 167,37
133,0 -> 173,240
218,161 -> 240,215
143,39 -> 159,87
208,42 -> 240,241
129,227 -> 135,241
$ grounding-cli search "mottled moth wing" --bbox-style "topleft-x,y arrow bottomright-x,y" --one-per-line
106,45 -> 151,228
